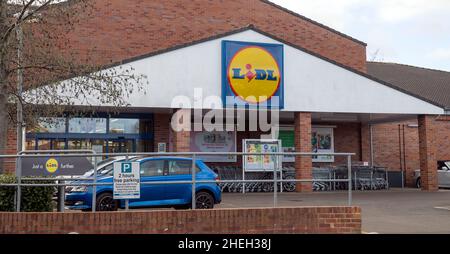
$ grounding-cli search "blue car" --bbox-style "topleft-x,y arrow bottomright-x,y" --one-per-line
65,157 -> 222,211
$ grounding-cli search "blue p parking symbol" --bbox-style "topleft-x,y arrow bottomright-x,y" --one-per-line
121,163 -> 132,173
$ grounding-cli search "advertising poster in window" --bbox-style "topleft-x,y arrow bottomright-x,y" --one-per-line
311,127 -> 334,162
278,130 -> 295,163
243,139 -> 281,172
190,131 -> 236,162
276,127 -> 334,163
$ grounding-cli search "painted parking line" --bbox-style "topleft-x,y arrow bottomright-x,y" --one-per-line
434,206 -> 450,211
362,231 -> 379,234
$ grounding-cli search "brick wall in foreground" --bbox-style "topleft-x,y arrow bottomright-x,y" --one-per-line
0,207 -> 361,234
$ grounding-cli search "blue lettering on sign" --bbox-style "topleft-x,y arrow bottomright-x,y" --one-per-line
254,69 -> 267,80
232,68 -> 245,79
232,68 -> 278,81
121,163 -> 132,173
266,70 -> 277,81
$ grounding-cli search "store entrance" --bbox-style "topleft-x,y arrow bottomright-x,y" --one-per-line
28,138 -> 137,156
107,139 -> 135,154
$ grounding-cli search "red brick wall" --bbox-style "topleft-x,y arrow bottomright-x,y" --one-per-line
153,113 -> 171,152
369,121 -> 419,172
360,117 -> 450,187
361,124 -> 370,163
315,122 -> 362,166
334,123 -> 362,162
64,0 -> 367,72
0,207 -> 361,234
172,110 -> 191,152
2,127 -> 17,174
435,117 -> 450,162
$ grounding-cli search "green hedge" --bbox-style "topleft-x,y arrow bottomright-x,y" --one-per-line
0,175 -> 16,211
0,174 -> 56,212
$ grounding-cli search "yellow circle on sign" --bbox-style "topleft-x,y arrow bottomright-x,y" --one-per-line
45,158 -> 59,173
227,46 -> 281,103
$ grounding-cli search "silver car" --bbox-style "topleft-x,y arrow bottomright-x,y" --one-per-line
414,161 -> 450,188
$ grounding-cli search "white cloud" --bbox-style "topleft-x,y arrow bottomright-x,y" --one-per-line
428,48 -> 450,60
268,0 -> 364,30
269,0 -> 450,26
269,0 -> 450,72
375,0 -> 450,23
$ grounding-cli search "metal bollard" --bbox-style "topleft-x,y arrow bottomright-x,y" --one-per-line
16,156 -> 22,212
58,185 -> 65,212
125,155 -> 129,211
191,154 -> 196,210
273,160 -> 278,208
347,155 -> 352,206
92,153 -> 98,212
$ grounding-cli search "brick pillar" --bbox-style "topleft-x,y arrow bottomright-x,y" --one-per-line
1,127 -> 17,174
294,112 -> 312,192
418,115 -> 438,191
171,109 -> 191,152
153,114 -> 171,152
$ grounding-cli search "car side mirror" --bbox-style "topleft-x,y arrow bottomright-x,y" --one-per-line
442,166 -> 449,171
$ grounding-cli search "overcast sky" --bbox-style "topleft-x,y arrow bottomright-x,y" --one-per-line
270,0 -> 450,72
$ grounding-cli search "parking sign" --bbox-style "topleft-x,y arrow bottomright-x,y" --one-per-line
113,162 -> 140,199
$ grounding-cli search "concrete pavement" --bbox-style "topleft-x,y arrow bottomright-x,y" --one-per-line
216,188 -> 450,234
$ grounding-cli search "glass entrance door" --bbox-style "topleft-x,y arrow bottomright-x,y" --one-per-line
31,139 -> 66,150
107,139 -> 135,154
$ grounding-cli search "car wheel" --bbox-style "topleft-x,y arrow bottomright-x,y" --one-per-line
195,191 -> 214,209
96,192 -> 118,211
416,178 -> 421,189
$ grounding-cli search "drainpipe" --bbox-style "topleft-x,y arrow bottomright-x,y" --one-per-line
402,124 -> 407,188
369,124 -> 374,167
398,124 -> 402,172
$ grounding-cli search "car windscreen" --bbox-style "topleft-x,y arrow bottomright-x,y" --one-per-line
82,158 -> 119,177
83,157 -> 141,177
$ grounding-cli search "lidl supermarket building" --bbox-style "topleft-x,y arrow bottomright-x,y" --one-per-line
5,0 -> 450,191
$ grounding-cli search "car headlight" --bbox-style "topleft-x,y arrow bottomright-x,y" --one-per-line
69,186 -> 88,193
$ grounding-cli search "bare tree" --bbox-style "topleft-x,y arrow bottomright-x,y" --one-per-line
0,0 -> 147,173
369,48 -> 384,62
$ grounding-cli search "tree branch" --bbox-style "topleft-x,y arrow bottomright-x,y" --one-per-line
0,0 -> 53,44
1,0 -> 35,43
7,64 -> 59,74
20,0 -> 52,23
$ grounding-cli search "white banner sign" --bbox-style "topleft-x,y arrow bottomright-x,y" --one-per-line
190,131 -> 236,162
113,162 -> 141,199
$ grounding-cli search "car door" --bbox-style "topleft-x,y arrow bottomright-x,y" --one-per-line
128,159 -> 167,207
164,159 -> 198,204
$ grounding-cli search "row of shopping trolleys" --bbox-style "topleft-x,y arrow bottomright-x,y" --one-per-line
211,165 -> 389,192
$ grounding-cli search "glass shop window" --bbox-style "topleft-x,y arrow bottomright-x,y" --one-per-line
109,118 -> 140,134
31,117 -> 66,133
69,118 -> 107,133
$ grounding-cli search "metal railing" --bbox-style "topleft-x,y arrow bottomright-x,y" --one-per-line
0,151 -> 355,212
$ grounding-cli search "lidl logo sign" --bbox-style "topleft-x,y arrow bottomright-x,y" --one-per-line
222,41 -> 284,108
45,158 -> 59,173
